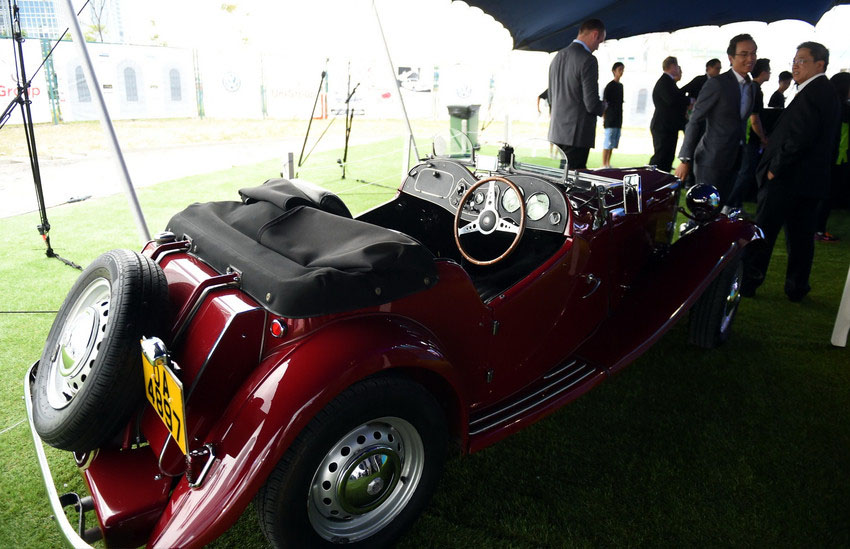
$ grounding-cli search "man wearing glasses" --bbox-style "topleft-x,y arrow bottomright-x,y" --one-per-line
675,34 -> 757,206
742,42 -> 841,301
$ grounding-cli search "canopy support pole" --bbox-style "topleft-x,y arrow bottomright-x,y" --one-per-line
831,262 -> 850,347
60,0 -> 150,244
372,0 -> 420,166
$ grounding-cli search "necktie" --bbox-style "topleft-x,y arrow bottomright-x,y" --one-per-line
740,75 -> 752,119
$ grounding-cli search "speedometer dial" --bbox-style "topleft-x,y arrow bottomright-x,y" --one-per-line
526,192 -> 550,221
501,187 -> 521,213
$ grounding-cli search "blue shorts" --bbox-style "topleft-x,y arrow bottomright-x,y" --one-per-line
603,127 -> 621,149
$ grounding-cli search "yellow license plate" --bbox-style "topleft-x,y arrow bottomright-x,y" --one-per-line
142,350 -> 188,455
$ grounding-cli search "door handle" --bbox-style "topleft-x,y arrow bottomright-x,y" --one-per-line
580,274 -> 601,299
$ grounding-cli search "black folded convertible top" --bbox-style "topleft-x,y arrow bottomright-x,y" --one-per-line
166,181 -> 437,318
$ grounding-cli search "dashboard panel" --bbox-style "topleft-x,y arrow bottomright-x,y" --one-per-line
403,159 -> 570,234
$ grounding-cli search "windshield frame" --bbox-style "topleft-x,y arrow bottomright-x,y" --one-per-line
508,139 -> 567,184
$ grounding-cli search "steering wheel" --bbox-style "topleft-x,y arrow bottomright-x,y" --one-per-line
453,176 -> 526,266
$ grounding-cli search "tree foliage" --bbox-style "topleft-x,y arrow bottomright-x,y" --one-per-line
88,0 -> 108,42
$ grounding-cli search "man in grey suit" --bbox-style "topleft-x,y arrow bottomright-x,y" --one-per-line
548,19 -> 606,170
675,34 -> 758,204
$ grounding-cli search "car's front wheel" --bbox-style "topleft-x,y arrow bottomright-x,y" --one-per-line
255,376 -> 447,548
688,255 -> 743,348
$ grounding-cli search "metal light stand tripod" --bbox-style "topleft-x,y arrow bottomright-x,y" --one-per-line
340,79 -> 359,180
296,69 -> 328,177
0,0 -> 82,269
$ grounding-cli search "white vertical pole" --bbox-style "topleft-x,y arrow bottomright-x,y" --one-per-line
400,134 -> 411,185
831,262 -> 850,347
372,0 -> 419,162
285,152 -> 295,179
60,0 -> 150,244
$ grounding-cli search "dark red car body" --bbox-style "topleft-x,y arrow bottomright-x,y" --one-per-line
26,147 -> 761,548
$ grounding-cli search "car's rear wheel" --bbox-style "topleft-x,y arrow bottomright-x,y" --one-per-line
255,376 -> 447,548
688,255 -> 743,348
32,249 -> 170,452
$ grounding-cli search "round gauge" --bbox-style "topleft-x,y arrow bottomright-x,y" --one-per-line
501,187 -> 521,213
526,192 -> 550,221
474,191 -> 485,204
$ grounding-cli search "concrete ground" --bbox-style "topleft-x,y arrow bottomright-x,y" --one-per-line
0,139 -> 298,218
0,117 -> 401,219
0,118 -> 656,219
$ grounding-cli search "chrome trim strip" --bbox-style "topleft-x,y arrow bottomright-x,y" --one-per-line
470,364 -> 593,428
573,171 -> 628,187
542,358 -> 578,380
655,180 -> 681,193
470,362 -> 591,427
24,362 -> 95,549
469,361 -> 597,436
469,367 -> 596,436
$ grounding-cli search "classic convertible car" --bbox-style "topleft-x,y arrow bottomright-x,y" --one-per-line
26,137 -> 761,547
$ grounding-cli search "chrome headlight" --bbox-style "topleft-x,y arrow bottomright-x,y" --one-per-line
686,184 -> 721,221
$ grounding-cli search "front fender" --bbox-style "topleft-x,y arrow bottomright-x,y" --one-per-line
147,314 -> 461,548
576,217 -> 762,372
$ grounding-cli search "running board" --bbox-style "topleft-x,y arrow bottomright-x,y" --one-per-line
469,359 -> 599,437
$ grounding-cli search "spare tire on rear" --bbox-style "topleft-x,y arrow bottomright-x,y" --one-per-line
32,249 -> 170,452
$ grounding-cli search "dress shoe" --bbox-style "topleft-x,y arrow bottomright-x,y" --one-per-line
814,232 -> 839,242
785,284 -> 811,302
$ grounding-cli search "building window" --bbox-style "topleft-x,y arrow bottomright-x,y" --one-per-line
169,69 -> 181,101
636,88 -> 648,114
124,67 -> 138,102
75,66 -> 90,102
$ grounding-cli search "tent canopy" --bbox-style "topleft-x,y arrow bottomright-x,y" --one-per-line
460,0 -> 848,52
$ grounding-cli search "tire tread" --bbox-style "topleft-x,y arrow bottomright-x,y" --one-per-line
688,256 -> 742,349
33,249 -> 170,451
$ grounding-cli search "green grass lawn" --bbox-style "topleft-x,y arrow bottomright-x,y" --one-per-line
1,136 -> 848,548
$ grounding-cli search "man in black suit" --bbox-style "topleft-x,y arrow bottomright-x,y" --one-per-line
548,19 -> 606,169
681,58 -> 722,102
768,71 -> 792,109
742,42 -> 841,301
675,34 -> 758,203
679,59 -> 721,187
649,56 -> 689,172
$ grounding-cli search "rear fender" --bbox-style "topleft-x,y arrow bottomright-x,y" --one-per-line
576,217 -> 763,372
147,314 -> 461,548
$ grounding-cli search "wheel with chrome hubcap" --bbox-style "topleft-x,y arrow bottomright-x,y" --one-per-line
256,377 -> 446,548
44,277 -> 111,411
32,249 -> 169,452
